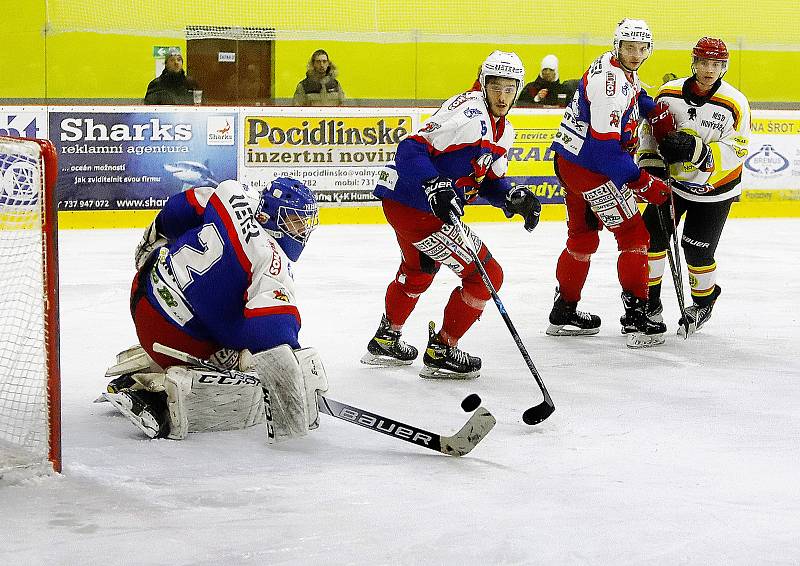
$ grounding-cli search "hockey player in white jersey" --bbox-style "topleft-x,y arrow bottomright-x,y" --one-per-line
638,37 -> 750,336
364,51 -> 541,378
548,19 -> 674,348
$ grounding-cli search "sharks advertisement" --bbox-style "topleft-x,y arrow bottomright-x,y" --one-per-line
50,109 -> 237,210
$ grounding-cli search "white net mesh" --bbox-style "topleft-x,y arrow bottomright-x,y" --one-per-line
0,138 -> 52,475
43,0 -> 800,48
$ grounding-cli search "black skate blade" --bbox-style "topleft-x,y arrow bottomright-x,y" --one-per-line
522,401 -> 555,425
546,323 -> 600,336
360,352 -> 414,367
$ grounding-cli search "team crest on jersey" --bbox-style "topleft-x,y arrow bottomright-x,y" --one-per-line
622,83 -> 629,96
471,153 -> 494,182
447,93 -> 472,110
687,108 -> 698,121
605,72 -> 616,96
609,110 -> 621,127
463,108 -> 481,119
273,289 -> 289,302
419,121 -> 441,133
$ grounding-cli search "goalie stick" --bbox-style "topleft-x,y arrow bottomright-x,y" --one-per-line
448,212 -> 555,426
152,343 -> 496,457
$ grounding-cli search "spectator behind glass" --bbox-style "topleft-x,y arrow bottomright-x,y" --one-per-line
518,54 -> 568,107
144,49 -> 199,105
293,49 -> 345,106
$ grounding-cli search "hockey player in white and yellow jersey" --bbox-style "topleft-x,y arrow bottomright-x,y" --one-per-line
638,37 -> 750,336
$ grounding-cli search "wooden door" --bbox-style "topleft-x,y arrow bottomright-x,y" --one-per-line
186,38 -> 273,105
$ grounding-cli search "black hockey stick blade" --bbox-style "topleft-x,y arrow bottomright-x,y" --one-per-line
449,212 -> 555,427
522,399 -> 556,425
317,395 -> 496,457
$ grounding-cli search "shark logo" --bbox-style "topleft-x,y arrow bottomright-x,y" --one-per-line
164,159 -> 218,190
207,115 -> 235,145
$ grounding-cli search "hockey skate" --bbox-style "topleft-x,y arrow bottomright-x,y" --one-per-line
419,322 -> 481,380
620,291 -> 667,348
678,285 -> 721,338
104,389 -> 170,438
646,296 -> 664,323
360,314 -> 418,366
546,288 -> 601,336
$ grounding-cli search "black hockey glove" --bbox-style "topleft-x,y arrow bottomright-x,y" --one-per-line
504,187 -> 541,232
638,152 -> 667,180
659,131 -> 710,166
423,176 -> 463,224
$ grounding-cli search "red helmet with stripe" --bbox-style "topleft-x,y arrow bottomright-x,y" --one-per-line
692,37 -> 729,61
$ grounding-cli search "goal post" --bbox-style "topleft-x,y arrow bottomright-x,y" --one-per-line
0,136 -> 61,476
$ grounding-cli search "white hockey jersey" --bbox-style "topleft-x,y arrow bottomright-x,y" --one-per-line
639,78 -> 750,202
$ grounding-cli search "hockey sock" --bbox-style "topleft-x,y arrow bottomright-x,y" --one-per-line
440,288 -> 483,345
647,250 -> 667,295
555,248 -> 590,303
618,250 -> 648,300
384,280 -> 421,328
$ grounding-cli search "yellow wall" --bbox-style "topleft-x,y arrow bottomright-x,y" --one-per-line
2,1 -> 799,102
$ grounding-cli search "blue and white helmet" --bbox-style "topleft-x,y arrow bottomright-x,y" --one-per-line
256,177 -> 319,261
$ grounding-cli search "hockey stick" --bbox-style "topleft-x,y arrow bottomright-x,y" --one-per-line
448,211 -> 555,425
655,188 -> 690,338
152,343 -> 496,457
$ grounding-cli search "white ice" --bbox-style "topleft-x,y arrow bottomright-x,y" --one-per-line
2,218 -> 800,565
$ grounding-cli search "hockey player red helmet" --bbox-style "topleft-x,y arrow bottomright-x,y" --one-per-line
692,37 -> 729,61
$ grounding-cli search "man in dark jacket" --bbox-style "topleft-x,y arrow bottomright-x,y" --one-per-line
293,49 -> 345,106
144,50 -> 200,105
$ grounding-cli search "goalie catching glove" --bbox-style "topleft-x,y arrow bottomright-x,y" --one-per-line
503,187 -> 541,232
134,218 -> 168,271
624,169 -> 671,205
659,130 -> 711,167
423,176 -> 463,224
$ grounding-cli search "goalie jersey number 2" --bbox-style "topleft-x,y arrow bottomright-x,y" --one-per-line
171,224 -> 224,290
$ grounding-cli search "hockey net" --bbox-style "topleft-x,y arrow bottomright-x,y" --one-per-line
0,137 -> 61,476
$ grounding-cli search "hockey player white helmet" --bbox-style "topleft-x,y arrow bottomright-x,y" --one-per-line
613,19 -> 653,58
479,50 -> 525,101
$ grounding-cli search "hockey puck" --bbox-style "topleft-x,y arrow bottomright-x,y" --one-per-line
461,393 -> 481,412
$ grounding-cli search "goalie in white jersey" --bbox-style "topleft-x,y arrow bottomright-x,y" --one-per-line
638,37 -> 750,336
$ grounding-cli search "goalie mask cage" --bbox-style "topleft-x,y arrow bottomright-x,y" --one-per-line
0,136 -> 61,476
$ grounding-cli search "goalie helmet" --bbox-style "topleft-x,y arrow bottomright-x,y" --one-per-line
613,19 -> 653,58
479,50 -> 525,101
256,177 -> 319,261
692,37 -> 729,75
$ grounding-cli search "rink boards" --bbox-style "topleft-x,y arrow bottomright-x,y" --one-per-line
1,105 -> 798,228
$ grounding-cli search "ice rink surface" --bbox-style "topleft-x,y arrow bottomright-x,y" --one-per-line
3,218 -> 800,565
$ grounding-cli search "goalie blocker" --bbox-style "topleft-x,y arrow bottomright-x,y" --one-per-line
101,344 -> 328,442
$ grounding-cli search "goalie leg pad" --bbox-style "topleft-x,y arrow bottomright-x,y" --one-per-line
244,345 -> 313,441
163,367 -> 265,440
105,344 -> 163,378
293,347 -> 329,429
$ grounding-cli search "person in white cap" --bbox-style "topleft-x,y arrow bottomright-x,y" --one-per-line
518,54 -> 566,107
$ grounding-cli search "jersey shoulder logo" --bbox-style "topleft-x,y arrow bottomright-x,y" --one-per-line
605,72 -> 616,96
